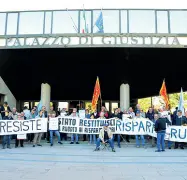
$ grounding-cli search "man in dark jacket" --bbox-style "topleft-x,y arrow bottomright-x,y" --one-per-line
155,113 -> 171,152
173,110 -> 187,149
2,112 -> 13,149
0,102 -> 11,119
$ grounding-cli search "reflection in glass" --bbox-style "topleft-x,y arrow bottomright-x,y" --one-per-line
170,11 -> 187,33
121,10 -> 128,33
7,13 -> 18,35
80,10 -> 91,33
44,12 -> 52,34
0,13 -> 6,35
93,10 -> 119,33
129,10 -> 155,33
157,11 -> 168,33
19,12 -> 44,34
53,11 -> 78,33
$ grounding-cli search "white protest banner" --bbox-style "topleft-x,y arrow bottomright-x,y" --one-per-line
58,117 -> 116,134
57,116 -> 187,142
49,118 -> 59,130
0,118 -> 47,135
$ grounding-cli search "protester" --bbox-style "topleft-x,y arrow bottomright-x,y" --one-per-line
134,111 -> 146,148
155,113 -> 171,152
111,108 -> 121,148
2,112 -> 13,149
49,114 -> 63,146
15,113 -> 24,148
0,102 -> 11,119
27,108 -> 36,143
33,110 -> 44,147
94,123 -> 115,152
173,110 -> 187,149
70,108 -> 79,144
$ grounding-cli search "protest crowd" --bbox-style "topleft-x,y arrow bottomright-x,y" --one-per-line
0,101 -> 187,153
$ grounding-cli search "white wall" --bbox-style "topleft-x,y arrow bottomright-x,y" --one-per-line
0,76 -> 16,109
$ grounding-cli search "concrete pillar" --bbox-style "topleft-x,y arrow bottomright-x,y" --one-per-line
120,83 -> 130,111
41,83 -> 51,112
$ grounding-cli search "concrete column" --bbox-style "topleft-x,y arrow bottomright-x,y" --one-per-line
120,83 -> 130,111
41,83 -> 51,112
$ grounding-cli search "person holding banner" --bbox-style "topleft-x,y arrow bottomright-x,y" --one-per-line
49,114 -> 63,146
155,113 -> 171,152
112,108 -> 121,148
94,123 -> 115,152
2,112 -> 13,149
134,111 -> 146,148
33,110 -> 45,147
173,110 -> 187,149
70,108 -> 79,144
15,113 -> 25,148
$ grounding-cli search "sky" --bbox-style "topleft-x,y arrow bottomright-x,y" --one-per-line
0,0 -> 186,12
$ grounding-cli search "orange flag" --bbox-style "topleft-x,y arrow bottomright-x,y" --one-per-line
159,80 -> 169,109
91,77 -> 101,112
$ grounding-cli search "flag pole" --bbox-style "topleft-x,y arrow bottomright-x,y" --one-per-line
66,8 -> 78,33
98,76 -> 102,108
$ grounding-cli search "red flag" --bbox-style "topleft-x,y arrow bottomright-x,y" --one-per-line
159,80 -> 169,109
91,77 -> 101,112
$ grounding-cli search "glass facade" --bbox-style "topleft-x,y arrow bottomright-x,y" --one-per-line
1,9 -> 187,35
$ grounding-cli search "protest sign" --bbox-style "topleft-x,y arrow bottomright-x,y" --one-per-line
17,134 -> 27,139
49,118 -> 59,130
0,118 -> 47,135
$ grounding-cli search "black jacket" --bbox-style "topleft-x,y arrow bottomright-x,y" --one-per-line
0,106 -> 11,118
173,116 -> 187,126
155,118 -> 171,132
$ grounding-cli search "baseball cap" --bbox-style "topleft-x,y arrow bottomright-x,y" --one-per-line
103,123 -> 109,127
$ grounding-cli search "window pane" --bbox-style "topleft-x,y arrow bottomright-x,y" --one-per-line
58,102 -> 69,111
93,10 -> 119,33
0,13 -> 6,35
7,13 -> 18,35
105,102 -> 109,112
157,11 -> 168,33
129,10 -> 155,33
80,10 -> 91,33
121,10 -> 128,33
53,11 -> 78,33
44,12 -> 52,34
170,11 -> 187,33
111,103 -> 118,113
19,12 -> 44,34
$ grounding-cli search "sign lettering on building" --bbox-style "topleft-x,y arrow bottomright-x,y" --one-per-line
0,34 -> 185,48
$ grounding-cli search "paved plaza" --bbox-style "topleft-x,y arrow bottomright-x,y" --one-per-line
0,141 -> 187,180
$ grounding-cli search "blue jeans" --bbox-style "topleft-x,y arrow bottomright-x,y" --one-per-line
157,131 -> 165,151
71,134 -> 78,142
135,135 -> 145,146
3,135 -> 11,146
168,141 -> 172,148
90,134 -> 96,144
114,134 -> 121,146
96,138 -> 114,149
50,130 -> 61,145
